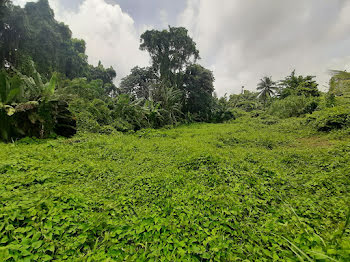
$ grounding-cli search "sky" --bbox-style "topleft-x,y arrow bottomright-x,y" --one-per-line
12,0 -> 350,95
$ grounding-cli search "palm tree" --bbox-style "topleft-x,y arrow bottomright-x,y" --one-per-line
257,76 -> 277,106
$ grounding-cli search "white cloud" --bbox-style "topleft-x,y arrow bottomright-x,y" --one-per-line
178,0 -> 350,95
13,0 -> 150,81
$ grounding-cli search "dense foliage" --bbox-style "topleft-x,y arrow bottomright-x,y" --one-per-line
1,0 -> 349,261
0,65 -> 76,141
1,1 -> 233,139
0,0 -> 116,86
329,70 -> 350,97
0,117 -> 349,261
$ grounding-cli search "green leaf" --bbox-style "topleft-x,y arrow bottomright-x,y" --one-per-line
42,73 -> 57,99
32,240 -> 43,249
5,88 -> 20,104
41,254 -> 53,261
20,248 -> 32,257
327,249 -> 337,255
47,245 -> 55,253
0,236 -> 9,244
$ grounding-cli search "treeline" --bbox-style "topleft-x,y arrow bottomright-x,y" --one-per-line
0,0 -> 233,141
1,0 -> 350,141
222,69 -> 350,132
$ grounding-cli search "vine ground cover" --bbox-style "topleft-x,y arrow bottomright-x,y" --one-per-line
0,118 -> 349,261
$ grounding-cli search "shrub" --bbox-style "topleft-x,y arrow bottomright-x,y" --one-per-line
99,125 -> 116,135
76,111 -> 101,133
307,105 -> 350,131
269,95 -> 319,118
112,118 -> 135,132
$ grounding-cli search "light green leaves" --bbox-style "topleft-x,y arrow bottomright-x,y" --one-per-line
42,73 -> 57,101
0,118 -> 349,260
32,240 -> 43,249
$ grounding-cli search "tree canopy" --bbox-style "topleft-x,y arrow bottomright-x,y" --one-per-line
0,0 -> 116,86
140,26 -> 199,87
278,70 -> 320,98
183,64 -> 215,119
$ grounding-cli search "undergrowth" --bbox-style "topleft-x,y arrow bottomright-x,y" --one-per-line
0,117 -> 349,261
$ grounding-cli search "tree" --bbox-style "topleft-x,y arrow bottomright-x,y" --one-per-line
1,0 -> 113,84
87,61 -> 117,96
279,70 -> 320,98
183,64 -> 214,120
257,76 -> 277,106
119,66 -> 156,99
0,0 -> 11,31
140,26 -> 199,87
0,2 -> 28,67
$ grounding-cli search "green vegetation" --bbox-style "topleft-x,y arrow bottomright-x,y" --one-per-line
1,0 -> 350,261
329,70 -> 350,97
1,0 -> 232,140
0,64 -> 76,142
0,117 -> 349,261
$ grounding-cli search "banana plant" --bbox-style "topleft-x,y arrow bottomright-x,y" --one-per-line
0,70 -> 21,115
143,99 -> 164,128
0,70 -> 22,141
41,72 -> 57,102
0,66 -> 58,141
12,60 -> 56,102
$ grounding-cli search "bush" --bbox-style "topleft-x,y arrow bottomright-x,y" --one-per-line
112,118 -> 135,132
269,95 -> 319,118
99,125 -> 116,135
76,111 -> 101,133
307,106 -> 350,131
259,115 -> 279,125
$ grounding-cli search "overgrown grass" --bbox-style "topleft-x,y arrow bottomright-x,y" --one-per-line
0,117 -> 349,261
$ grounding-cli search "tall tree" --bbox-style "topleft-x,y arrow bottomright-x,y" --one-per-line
22,0 -> 87,79
0,0 -> 10,26
140,26 -> 199,87
1,0 -> 116,87
183,64 -> 215,119
257,76 -> 277,106
0,1 -> 28,67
